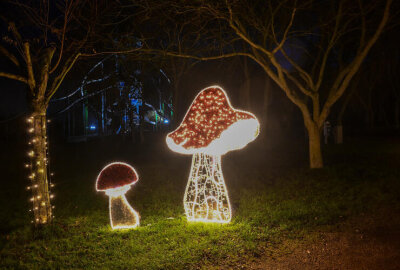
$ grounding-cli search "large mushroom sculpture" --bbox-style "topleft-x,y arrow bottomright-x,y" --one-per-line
96,162 -> 140,229
166,86 -> 260,223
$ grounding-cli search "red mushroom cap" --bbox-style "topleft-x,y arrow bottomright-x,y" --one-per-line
96,162 -> 139,192
166,86 -> 259,155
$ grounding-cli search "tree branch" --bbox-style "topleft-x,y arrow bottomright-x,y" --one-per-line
279,47 -> 315,90
80,47 -> 142,57
49,0 -> 74,74
272,7 -> 296,54
226,1 -> 272,57
0,72 -> 28,84
0,45 -> 20,67
46,53 -> 81,103
319,0 -> 392,127
23,42 -> 36,92
315,0 -> 344,92
38,47 -> 56,98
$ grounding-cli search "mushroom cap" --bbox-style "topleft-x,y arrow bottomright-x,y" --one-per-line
96,162 -> 139,192
166,86 -> 260,155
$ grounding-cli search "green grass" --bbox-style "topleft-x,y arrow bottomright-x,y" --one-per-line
0,137 -> 399,269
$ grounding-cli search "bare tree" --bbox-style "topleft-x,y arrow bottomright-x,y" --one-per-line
0,0 -> 138,225
137,0 -> 393,168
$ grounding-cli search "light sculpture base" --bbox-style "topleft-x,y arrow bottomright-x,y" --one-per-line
109,194 -> 140,230
184,153 -> 231,223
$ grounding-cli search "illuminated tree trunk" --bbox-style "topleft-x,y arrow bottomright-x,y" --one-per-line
29,105 -> 52,225
109,194 -> 139,229
307,122 -> 323,169
184,153 -> 231,223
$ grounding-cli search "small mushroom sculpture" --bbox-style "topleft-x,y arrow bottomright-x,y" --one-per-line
166,86 -> 260,223
96,162 -> 140,229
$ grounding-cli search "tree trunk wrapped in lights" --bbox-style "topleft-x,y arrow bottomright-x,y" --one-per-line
27,108 -> 53,224
167,86 -> 259,223
96,162 -> 140,230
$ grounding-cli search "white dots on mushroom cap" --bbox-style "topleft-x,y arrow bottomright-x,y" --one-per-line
166,85 -> 260,155
166,118 -> 260,155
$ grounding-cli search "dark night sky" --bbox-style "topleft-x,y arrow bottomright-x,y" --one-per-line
0,1 -> 399,130
0,78 -> 28,119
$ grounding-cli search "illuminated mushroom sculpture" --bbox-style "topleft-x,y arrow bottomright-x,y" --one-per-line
166,86 -> 260,223
96,162 -> 140,229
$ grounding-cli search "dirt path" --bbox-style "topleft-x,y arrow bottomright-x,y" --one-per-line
250,209 -> 400,270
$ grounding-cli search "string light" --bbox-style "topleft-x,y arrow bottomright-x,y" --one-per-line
96,162 -> 140,230
166,86 -> 260,223
184,153 -> 231,223
25,114 -> 55,225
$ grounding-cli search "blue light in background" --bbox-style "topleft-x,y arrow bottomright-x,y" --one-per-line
89,125 -> 96,130
131,98 -> 142,106
164,119 -> 169,124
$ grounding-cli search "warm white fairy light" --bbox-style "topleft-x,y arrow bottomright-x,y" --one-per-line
96,162 -> 140,230
25,114 -> 55,225
184,153 -> 231,223
166,86 -> 260,223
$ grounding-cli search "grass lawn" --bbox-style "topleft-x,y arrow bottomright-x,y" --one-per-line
1,135 -> 399,269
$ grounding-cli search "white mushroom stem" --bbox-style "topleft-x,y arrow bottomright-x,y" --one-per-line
106,186 -> 139,229
184,153 -> 231,223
